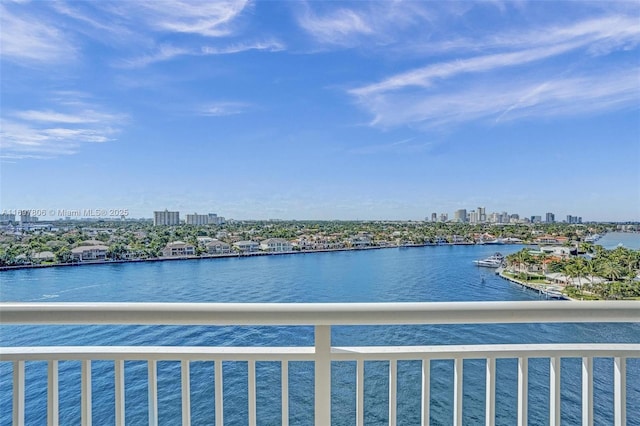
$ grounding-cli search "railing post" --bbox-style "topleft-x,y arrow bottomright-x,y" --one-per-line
81,360 -> 92,426
315,325 -> 331,426
485,357 -> 495,426
614,357 -> 626,426
453,358 -> 463,426
115,360 -> 125,426
148,360 -> 158,426
517,357 -> 528,426
48,360 -> 59,426
549,357 -> 561,426
581,357 -> 593,426
421,359 -> 430,426
13,361 -> 24,426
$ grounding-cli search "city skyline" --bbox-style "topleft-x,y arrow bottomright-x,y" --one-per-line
1,1 -> 639,222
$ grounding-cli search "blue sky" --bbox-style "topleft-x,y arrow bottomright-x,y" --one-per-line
1,1 -> 639,221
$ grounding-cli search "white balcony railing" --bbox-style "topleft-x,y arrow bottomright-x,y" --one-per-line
1,301 -> 639,425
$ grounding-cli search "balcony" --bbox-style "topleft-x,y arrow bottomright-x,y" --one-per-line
1,301 -> 639,425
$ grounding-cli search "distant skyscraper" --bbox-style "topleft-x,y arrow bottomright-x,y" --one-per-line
546,212 -> 555,223
154,210 -> 180,226
478,207 -> 486,222
439,213 -> 448,222
0,213 -> 16,224
20,211 -> 36,224
431,213 -> 437,222
531,216 -> 542,223
186,213 -> 209,225
454,209 -> 467,223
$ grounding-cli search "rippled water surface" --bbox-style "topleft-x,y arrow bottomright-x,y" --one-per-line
1,244 -> 639,425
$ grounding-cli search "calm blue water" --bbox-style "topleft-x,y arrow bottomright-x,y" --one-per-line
597,231 -> 640,250
1,244 -> 639,425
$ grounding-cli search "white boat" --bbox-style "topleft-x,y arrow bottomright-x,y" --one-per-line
473,252 -> 505,268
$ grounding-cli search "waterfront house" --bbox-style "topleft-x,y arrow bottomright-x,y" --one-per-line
260,238 -> 293,252
347,235 -> 372,248
71,244 -> 109,261
233,240 -> 260,253
205,240 -> 231,255
33,251 -> 55,262
196,236 -> 214,246
534,235 -> 570,245
161,241 -> 196,257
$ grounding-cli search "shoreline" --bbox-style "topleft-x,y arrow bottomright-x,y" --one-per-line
497,269 -> 572,300
0,242 -> 519,272
1,243 -> 461,272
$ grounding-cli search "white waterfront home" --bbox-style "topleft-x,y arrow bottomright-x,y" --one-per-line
71,244 -> 109,261
233,240 -> 260,253
260,238 -> 293,252
161,241 -> 196,257
205,239 -> 231,255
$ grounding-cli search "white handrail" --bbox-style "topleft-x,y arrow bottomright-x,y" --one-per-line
1,301 -> 639,325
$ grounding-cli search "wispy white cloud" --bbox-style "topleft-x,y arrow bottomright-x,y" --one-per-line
297,2 -> 430,47
127,0 -> 249,37
347,138 -> 432,155
1,97 -> 126,160
0,4 -> 77,64
198,102 -> 251,117
298,8 -> 373,45
360,70 -> 638,128
349,14 -> 640,128
118,40 -> 284,68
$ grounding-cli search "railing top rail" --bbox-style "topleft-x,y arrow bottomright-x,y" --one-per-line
1,301 -> 639,326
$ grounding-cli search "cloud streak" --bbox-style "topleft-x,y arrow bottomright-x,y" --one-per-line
1,97 -> 126,159
119,40 -> 284,68
0,4 -> 77,65
349,14 -> 640,128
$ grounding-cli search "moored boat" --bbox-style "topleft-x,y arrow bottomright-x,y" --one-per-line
473,252 -> 505,268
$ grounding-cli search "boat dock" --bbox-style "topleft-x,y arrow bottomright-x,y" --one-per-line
497,268 -> 567,300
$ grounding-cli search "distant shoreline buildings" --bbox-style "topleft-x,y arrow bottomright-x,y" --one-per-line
153,210 -> 225,226
428,207 -> 582,225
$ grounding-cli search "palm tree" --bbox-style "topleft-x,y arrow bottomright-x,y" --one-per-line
565,258 -> 588,295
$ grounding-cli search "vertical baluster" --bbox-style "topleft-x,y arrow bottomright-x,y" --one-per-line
12,360 -> 25,426
281,361 -> 289,426
81,360 -> 92,426
181,360 -> 191,426
549,357 -> 561,426
215,360 -> 224,426
421,359 -> 430,426
114,360 -> 125,426
453,358 -> 463,426
356,360 -> 364,426
148,360 -> 158,426
315,325 -> 331,425
485,357 -> 495,426
248,360 -> 257,426
517,357 -> 528,426
389,359 -> 397,426
48,360 -> 59,426
581,357 -> 593,426
613,357 -> 626,426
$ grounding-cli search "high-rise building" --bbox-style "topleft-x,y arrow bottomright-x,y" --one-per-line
431,213 -> 437,222
0,213 -> 16,224
566,215 -> 582,224
477,207 -> 486,223
454,209 -> 467,223
154,210 -> 180,226
186,213 -> 209,225
439,213 -> 448,222
546,212 -> 555,223
20,212 -> 37,224
531,216 -> 542,223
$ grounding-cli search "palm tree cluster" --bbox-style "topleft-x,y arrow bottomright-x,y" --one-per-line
506,246 -> 640,299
